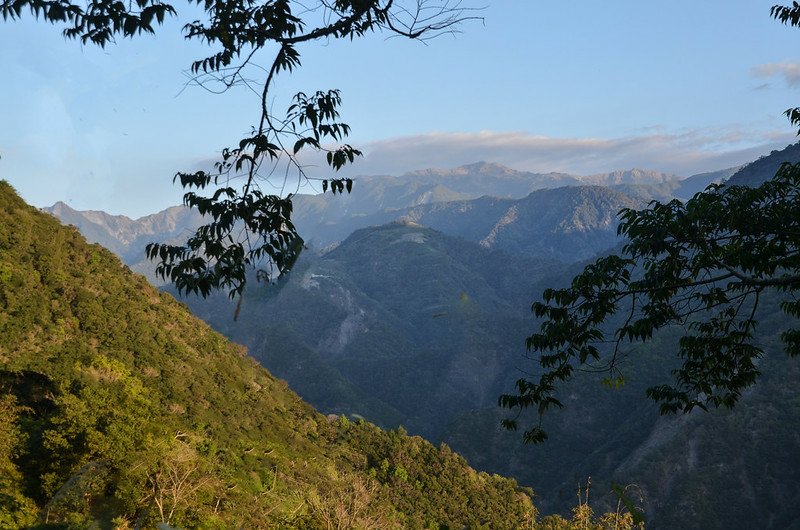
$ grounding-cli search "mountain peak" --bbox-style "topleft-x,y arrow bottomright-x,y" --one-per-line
456,161 -> 518,175
403,161 -> 519,179
581,168 -> 679,185
48,200 -> 72,211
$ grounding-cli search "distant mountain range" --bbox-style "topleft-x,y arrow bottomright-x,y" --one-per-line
394,185 -> 645,262
290,162 -> 738,249
45,160 -> 737,268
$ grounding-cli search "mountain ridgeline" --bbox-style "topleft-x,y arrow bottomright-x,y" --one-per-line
394,185 -> 644,262
0,181 -> 542,528
45,161 -> 731,266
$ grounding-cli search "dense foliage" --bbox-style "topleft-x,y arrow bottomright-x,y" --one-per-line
0,181 -> 541,528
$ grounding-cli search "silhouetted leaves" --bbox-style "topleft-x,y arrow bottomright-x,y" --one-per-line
502,162 -> 800,442
3,0 -> 475,298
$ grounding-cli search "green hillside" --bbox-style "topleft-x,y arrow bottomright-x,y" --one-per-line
0,181 -> 538,529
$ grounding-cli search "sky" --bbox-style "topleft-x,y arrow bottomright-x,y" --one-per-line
1,0 -> 799,217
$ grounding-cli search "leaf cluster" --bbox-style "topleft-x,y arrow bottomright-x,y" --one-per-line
1,0 -> 175,46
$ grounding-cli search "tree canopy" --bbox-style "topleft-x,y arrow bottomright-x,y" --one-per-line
499,3 -> 800,444
1,0 -> 478,297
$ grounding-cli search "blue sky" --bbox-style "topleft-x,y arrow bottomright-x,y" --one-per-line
1,0 -> 798,216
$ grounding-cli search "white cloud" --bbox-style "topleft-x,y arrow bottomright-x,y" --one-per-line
344,129 -> 796,178
752,62 -> 800,87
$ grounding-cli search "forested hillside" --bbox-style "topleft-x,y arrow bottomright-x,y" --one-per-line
0,181 -> 542,528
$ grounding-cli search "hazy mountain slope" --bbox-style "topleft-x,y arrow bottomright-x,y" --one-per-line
45,201 -> 131,257
611,166 -> 740,203
44,201 -> 202,281
582,168 -> 679,186
402,161 -> 583,194
379,195 -> 516,246
445,302 -> 800,530
673,166 -> 740,198
180,221 -> 559,442
622,343 -> 800,530
438,252 -> 800,529
397,186 -> 646,262
610,181 -> 683,202
727,142 -> 800,187
290,181 -> 472,250
0,181 -> 536,528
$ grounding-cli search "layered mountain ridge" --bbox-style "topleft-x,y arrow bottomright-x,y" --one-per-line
45,160 -> 733,263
